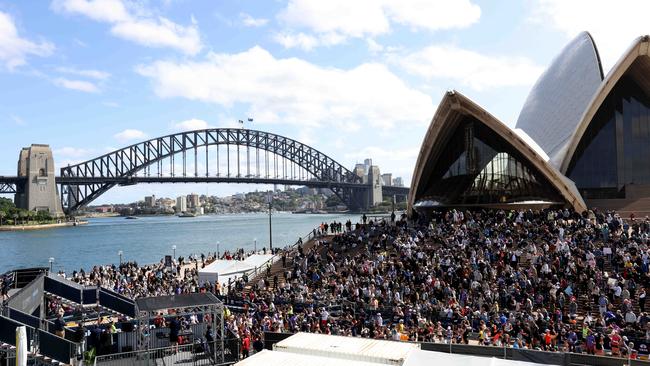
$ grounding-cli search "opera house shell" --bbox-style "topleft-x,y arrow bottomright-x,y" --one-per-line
409,32 -> 650,215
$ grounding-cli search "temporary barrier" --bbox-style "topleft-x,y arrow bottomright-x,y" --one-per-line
44,274 -> 82,303
98,288 -> 136,317
0,316 -> 35,346
82,287 -> 98,304
7,308 -> 40,330
38,329 -> 78,365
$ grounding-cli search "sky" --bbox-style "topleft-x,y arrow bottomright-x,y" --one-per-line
1,0 -> 649,204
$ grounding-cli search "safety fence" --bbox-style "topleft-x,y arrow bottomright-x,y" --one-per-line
0,345 -> 15,366
0,315 -> 81,365
94,339 -> 240,366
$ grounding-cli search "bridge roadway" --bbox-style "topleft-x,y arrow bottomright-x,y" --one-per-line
0,175 -> 409,195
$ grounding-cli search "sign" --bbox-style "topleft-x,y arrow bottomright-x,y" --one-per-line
164,255 -> 172,269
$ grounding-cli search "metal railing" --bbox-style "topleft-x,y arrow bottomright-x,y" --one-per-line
94,339 -> 240,366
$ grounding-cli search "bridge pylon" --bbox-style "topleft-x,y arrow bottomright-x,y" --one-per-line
15,144 -> 64,217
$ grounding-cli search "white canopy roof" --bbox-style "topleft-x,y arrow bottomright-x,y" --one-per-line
403,350 -> 559,366
235,349 -> 382,366
199,260 -> 254,277
243,254 -> 274,268
274,332 -> 419,365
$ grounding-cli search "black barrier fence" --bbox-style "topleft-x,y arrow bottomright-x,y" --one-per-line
0,316 -> 36,347
41,275 -> 136,317
6,308 -> 40,330
82,287 -> 97,304
44,275 -> 82,303
38,329 -> 77,364
98,288 -> 135,317
420,342 -> 650,366
262,332 -> 292,350
12,268 -> 47,288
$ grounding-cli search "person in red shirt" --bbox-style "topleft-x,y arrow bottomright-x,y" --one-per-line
241,334 -> 251,359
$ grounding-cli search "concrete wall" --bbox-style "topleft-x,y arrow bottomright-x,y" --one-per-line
367,165 -> 383,206
15,144 -> 64,217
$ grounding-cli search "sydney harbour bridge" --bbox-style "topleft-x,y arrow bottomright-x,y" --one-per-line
0,128 -> 408,214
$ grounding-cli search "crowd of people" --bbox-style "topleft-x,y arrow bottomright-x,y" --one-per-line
223,209 -> 650,360
12,208 -> 650,361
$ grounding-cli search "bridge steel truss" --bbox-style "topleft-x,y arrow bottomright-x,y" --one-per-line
59,128 -> 365,213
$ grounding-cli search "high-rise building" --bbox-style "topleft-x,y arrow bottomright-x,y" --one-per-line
176,196 -> 187,213
187,193 -> 200,208
392,177 -> 404,187
381,173 -> 392,186
144,195 -> 156,208
354,164 -> 367,183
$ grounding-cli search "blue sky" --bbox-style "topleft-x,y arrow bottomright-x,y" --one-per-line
0,0 -> 648,204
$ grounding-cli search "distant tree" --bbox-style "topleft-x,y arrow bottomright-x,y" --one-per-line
36,210 -> 51,223
0,211 -> 5,226
325,195 -> 343,207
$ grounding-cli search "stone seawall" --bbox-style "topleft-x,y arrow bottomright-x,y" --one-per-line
0,221 -> 88,231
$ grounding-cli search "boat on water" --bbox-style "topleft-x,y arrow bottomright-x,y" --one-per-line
177,212 -> 197,218
125,216 -> 138,220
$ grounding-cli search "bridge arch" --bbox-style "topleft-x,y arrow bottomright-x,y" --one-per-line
60,128 -> 364,212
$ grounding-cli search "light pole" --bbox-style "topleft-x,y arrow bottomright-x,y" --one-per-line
216,241 -> 220,259
172,245 -> 177,260
118,250 -> 123,265
48,257 -> 54,273
254,238 -> 257,253
267,191 -> 273,252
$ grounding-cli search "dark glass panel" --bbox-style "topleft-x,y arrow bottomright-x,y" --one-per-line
419,116 -> 564,206
567,77 -> 650,199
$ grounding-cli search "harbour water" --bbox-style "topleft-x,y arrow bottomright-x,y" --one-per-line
0,212 -> 358,274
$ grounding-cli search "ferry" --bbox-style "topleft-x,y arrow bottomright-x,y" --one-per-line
125,216 -> 138,220
177,212 -> 197,218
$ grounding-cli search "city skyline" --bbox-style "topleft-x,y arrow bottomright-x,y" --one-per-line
1,1 -> 648,204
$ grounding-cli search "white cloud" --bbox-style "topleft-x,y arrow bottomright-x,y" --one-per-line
114,129 -> 147,142
51,0 -> 202,55
397,45 -> 544,91
273,32 -> 319,51
0,11 -> 54,70
276,0 -> 480,48
51,0 -> 130,23
532,0 -> 650,71
53,77 -> 100,93
56,66 -> 110,80
366,39 -> 384,54
136,46 -> 434,129
172,118 -> 212,131
240,13 -> 268,27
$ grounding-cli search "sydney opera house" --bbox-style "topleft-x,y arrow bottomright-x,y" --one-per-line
409,32 -> 650,215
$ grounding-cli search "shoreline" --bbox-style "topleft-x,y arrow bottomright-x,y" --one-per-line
0,220 -> 88,232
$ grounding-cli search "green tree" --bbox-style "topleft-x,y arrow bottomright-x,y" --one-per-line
36,210 -> 52,223
0,211 -> 5,226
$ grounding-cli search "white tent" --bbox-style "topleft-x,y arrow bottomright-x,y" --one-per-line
198,260 -> 254,285
235,349 -> 382,366
274,332 -> 419,365
243,254 -> 274,268
403,350 -> 559,366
